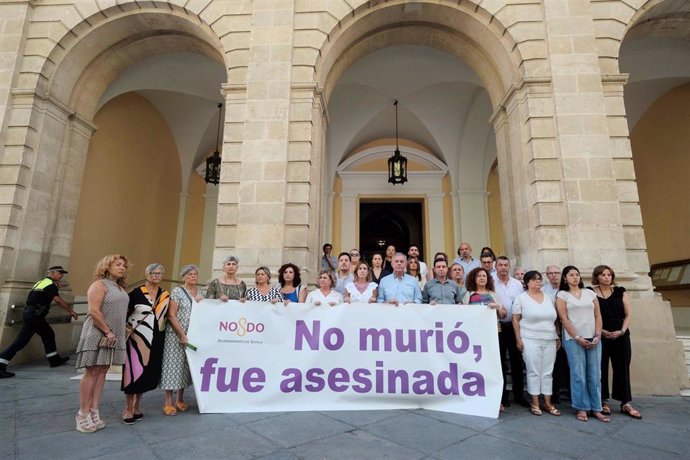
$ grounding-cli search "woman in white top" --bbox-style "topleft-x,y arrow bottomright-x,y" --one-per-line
306,269 -> 343,307
344,262 -> 378,303
513,271 -> 560,416
555,265 -> 607,423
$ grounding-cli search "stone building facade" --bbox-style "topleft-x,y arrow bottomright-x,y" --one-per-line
0,0 -> 687,393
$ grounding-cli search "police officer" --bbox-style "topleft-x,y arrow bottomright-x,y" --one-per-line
0,266 -> 78,378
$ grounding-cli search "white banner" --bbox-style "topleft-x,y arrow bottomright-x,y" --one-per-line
186,300 -> 503,418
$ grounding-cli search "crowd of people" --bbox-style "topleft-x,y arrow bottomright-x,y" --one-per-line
0,242 -> 642,432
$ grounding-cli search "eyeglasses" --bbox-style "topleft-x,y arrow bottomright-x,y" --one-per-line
149,272 -> 162,276
350,253 -> 360,257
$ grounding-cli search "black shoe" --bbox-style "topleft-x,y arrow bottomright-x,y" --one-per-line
133,413 -> 143,421
517,399 -> 531,408
48,355 -> 69,368
0,363 -> 15,378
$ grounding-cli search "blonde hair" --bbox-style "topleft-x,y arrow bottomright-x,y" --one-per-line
93,254 -> 129,288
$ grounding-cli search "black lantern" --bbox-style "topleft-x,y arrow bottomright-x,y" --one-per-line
388,100 -> 407,185
205,103 -> 223,185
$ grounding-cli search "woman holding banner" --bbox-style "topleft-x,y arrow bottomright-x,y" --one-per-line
278,263 -> 307,303
205,256 -> 246,302
463,267 -> 506,412
344,262 -> 378,303
160,264 -> 202,416
306,269 -> 343,306
246,267 -> 283,303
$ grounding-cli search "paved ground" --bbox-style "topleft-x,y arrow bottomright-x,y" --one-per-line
2,357 -> 690,460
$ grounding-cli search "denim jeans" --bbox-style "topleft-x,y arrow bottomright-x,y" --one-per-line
563,338 -> 602,412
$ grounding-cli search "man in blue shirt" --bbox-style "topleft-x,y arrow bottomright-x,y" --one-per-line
452,242 -> 480,279
377,253 -> 422,305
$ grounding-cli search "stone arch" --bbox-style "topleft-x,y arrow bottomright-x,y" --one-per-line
31,4 -> 226,118
303,1 -> 531,260
312,1 -> 525,109
0,3 -> 229,282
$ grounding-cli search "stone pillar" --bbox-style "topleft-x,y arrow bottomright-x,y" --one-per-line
0,1 -> 31,149
540,0 -> 687,393
426,193 -> 445,260
199,185 -> 218,282
213,0 -> 297,278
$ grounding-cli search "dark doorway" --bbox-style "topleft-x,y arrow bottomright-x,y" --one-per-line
359,201 -> 424,263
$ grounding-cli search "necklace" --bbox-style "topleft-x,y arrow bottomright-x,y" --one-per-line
597,286 -> 612,299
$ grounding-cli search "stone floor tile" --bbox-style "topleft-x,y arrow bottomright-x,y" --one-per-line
288,429 -> 424,460
318,409 -> 401,427
436,433 -> 558,460
244,411 -> 352,448
362,411 -> 476,455
150,426 -> 278,459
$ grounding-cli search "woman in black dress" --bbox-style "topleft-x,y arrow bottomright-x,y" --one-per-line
590,265 -> 641,419
121,263 -> 169,423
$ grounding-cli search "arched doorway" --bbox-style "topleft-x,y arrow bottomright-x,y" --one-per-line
313,3 -> 524,265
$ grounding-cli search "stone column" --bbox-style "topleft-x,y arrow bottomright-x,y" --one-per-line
0,1 -> 31,149
214,0 -> 297,277
540,0 -> 687,393
199,185 -> 219,282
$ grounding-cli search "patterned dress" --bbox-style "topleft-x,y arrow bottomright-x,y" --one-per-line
75,278 -> 129,368
159,286 -> 194,390
121,286 -> 169,394
206,279 -> 247,300
245,286 -> 283,302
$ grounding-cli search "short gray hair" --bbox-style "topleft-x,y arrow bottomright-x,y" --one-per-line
145,263 -> 164,276
222,255 -> 239,265
179,264 -> 199,278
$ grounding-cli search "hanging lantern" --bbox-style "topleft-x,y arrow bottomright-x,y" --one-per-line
204,103 -> 223,185
388,100 -> 407,185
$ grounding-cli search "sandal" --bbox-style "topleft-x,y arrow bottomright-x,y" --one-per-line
530,405 -> 542,416
89,409 -> 105,430
576,410 -> 588,422
544,405 -> 561,416
601,402 -> 611,415
76,412 -> 97,433
175,401 -> 189,412
163,405 -> 177,416
621,403 -> 641,419
591,411 -> 610,423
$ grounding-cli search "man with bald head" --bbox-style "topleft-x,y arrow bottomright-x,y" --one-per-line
452,242 -> 480,279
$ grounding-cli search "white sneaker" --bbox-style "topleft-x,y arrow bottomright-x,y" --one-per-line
76,412 -> 97,433
89,409 -> 105,430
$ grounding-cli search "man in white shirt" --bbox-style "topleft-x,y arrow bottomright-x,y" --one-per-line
542,265 -> 561,300
494,256 -> 528,407
407,244 -> 429,280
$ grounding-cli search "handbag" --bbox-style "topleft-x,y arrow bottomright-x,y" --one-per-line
98,335 -> 115,349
